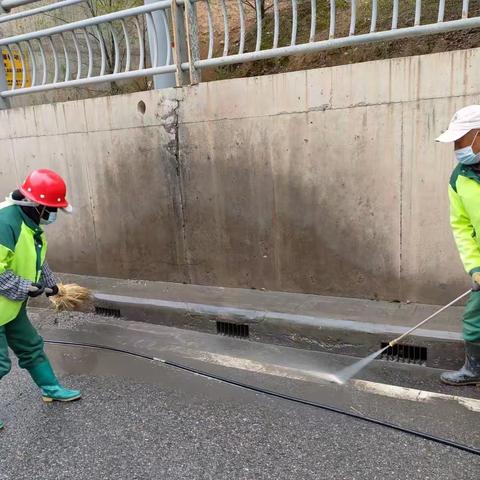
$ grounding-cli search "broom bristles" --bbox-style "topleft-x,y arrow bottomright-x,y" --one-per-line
49,283 -> 92,311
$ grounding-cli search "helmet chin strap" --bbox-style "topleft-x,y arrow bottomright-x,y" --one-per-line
7,192 -> 68,217
7,193 -> 50,225
36,204 -> 47,219
6,192 -> 39,207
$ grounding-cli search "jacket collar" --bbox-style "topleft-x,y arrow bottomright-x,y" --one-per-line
460,164 -> 480,185
16,206 -> 43,234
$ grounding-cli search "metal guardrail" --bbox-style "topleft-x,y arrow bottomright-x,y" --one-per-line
1,0 -> 480,105
190,0 -> 480,69
0,1 -> 179,97
0,0 -> 85,24
0,0 -> 41,12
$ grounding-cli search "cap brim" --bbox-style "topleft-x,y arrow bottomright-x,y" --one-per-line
436,128 -> 471,143
62,204 -> 73,214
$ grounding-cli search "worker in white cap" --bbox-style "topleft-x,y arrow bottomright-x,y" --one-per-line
436,105 -> 480,385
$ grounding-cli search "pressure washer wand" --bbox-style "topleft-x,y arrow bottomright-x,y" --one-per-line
388,289 -> 472,348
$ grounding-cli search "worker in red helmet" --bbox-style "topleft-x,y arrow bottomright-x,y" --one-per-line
0,169 -> 81,431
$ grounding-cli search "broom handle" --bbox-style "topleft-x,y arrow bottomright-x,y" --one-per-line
389,289 -> 472,348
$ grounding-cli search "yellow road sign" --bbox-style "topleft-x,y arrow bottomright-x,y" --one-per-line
2,49 -> 31,88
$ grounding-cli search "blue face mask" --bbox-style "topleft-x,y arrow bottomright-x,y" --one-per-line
455,132 -> 480,165
40,211 -> 57,225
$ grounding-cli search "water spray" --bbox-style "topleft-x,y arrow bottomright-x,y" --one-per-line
325,289 -> 473,385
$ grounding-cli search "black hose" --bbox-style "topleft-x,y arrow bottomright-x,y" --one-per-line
45,339 -> 480,457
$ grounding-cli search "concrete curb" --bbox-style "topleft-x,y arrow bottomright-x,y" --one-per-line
32,272 -> 466,370
93,292 -> 465,370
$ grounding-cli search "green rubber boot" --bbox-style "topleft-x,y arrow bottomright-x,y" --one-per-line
0,419 -> 4,430
28,361 -> 81,403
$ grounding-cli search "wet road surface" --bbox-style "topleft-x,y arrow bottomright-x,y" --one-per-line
1,311 -> 479,479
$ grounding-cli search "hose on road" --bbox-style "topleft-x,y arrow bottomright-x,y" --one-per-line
45,339 -> 480,457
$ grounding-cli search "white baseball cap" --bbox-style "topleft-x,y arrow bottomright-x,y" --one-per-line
436,105 -> 480,143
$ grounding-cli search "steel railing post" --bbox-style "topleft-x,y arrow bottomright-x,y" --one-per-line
0,50 -> 10,109
170,0 -> 190,86
184,0 -> 201,84
145,0 -> 175,89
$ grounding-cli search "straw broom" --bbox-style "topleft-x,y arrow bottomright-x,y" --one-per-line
48,283 -> 92,311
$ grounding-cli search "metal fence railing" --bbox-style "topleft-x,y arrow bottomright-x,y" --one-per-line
0,0 -> 42,12
0,0 -> 85,24
190,0 -> 480,69
0,2 -> 177,98
2,0 -> 480,106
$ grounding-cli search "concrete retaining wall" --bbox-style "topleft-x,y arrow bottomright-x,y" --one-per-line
1,47 -> 478,304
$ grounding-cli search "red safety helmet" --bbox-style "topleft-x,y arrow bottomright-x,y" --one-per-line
19,169 -> 73,212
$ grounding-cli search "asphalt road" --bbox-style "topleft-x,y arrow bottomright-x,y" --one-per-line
1,344 -> 479,480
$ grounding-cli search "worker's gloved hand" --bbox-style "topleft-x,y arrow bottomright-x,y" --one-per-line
45,285 -> 59,297
28,283 -> 45,298
472,273 -> 480,292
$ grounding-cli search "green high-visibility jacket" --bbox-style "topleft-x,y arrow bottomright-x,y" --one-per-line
0,202 -> 47,326
449,164 -> 480,276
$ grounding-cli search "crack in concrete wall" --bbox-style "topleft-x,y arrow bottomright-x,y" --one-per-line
164,97 -> 193,282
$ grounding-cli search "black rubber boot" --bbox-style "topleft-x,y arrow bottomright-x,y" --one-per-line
440,341 -> 480,386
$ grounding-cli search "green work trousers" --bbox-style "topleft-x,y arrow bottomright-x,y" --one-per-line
463,291 -> 480,342
0,305 -> 47,380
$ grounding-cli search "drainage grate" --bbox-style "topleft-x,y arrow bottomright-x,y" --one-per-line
380,342 -> 427,365
95,306 -> 121,318
216,321 -> 249,338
